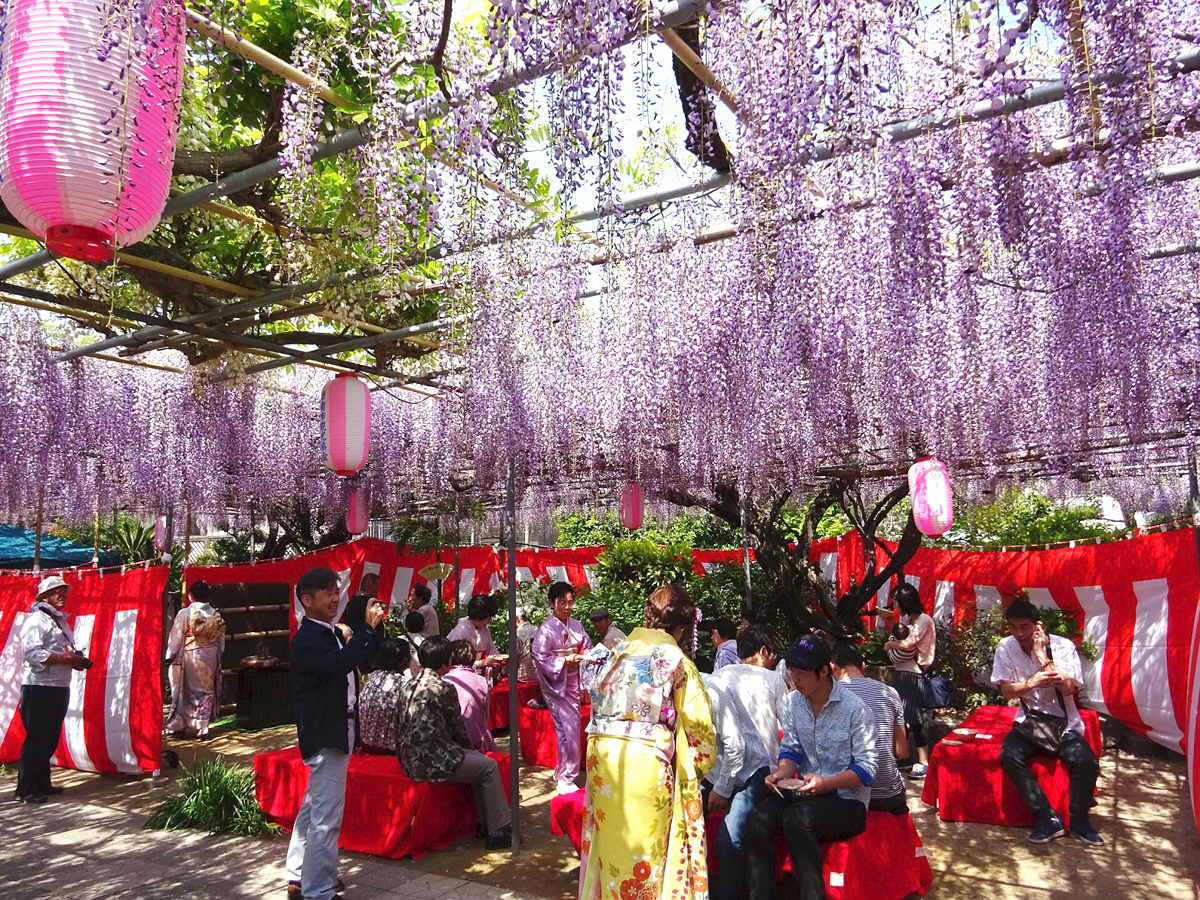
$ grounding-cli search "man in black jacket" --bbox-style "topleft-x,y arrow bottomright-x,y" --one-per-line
285,567 -> 383,900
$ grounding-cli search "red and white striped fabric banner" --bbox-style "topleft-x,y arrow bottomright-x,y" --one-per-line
0,565 -> 167,775
818,528 -> 1200,755
186,538 -> 502,633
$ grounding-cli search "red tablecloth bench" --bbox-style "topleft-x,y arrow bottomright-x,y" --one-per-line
488,680 -> 541,731
551,789 -> 932,900
920,705 -> 1102,829
254,747 -> 511,860
517,701 -> 589,769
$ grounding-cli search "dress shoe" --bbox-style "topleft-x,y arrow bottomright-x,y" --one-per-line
485,827 -> 513,851
287,879 -> 344,898
475,824 -> 488,839
21,794 -> 47,804
44,785 -> 65,795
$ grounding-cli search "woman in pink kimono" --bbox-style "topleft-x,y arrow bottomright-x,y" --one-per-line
532,581 -> 593,793
166,581 -> 226,740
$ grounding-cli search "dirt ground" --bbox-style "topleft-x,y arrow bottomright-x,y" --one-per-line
5,721 -> 1200,900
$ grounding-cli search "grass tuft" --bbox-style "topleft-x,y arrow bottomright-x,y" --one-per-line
145,756 -> 283,837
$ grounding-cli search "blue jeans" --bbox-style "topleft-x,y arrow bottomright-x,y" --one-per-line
712,767 -> 769,900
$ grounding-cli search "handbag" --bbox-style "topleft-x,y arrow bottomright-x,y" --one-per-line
920,673 -> 953,709
1012,694 -> 1068,753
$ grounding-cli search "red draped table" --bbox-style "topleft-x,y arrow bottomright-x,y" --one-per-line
488,680 -> 541,731
920,705 -> 1101,829
517,700 -> 590,768
551,789 -> 932,900
254,747 -> 511,860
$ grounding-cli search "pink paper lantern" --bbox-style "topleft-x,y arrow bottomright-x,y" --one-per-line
619,482 -> 644,530
320,374 -> 371,476
346,487 -> 369,535
908,457 -> 954,537
0,0 -> 185,261
153,514 -> 169,552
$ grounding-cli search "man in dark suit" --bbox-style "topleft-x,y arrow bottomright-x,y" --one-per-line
284,567 -> 384,900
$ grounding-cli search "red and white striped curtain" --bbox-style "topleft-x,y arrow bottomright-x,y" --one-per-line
0,566 -> 167,774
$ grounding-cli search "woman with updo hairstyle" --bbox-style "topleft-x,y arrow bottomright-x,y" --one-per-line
578,585 -> 716,900
166,580 -> 226,740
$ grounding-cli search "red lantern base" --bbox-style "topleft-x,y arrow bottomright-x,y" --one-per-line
46,224 -> 115,262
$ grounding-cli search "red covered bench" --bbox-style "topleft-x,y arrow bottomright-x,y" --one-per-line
550,789 -> 932,900
254,747 -> 511,860
488,680 -> 541,731
920,705 -> 1102,829
516,700 -> 589,769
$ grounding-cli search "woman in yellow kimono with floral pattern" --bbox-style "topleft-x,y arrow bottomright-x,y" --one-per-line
579,585 -> 715,900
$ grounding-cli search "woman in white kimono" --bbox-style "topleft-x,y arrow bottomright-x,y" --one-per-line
166,581 -> 226,740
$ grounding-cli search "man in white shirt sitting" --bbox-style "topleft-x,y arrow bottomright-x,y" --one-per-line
703,626 -> 788,900
586,607 -> 626,650
991,600 -> 1101,846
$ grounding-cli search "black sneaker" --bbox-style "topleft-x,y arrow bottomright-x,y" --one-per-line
1070,822 -> 1104,846
485,827 -> 513,850
1028,814 -> 1066,844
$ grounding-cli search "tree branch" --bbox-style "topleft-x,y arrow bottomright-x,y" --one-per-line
431,0 -> 454,103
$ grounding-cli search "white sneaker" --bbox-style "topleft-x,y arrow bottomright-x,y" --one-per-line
556,780 -> 580,794
907,764 -> 928,779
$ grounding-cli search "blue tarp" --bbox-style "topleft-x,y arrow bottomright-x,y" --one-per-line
0,524 -> 121,569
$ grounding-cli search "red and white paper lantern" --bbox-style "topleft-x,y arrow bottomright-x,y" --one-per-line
908,457 -> 954,537
346,487 -> 370,536
153,514 -> 169,552
0,0 -> 186,261
320,374 -> 371,476
619,482 -> 644,531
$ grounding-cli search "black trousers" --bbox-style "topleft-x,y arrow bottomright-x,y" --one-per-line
16,684 -> 70,799
868,788 -> 909,815
744,792 -> 867,900
998,728 -> 1098,827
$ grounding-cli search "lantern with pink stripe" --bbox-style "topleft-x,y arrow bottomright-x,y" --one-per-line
908,457 -> 954,537
320,373 -> 371,476
153,514 -> 169,552
346,486 -> 370,535
619,482 -> 644,530
0,0 -> 186,261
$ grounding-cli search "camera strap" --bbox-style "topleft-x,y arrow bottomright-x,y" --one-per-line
35,603 -> 79,654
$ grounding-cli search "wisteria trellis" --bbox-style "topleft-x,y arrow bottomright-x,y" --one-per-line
4,0 -> 1200,525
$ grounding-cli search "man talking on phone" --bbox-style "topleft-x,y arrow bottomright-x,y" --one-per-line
743,634 -> 877,900
285,567 -> 384,900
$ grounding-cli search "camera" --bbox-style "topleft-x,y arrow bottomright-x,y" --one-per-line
76,653 -> 94,670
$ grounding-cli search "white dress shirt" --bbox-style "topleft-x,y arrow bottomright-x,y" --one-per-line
990,634 -> 1085,736
705,662 -> 787,764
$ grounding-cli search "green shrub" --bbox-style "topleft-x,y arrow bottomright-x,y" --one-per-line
145,757 -> 283,837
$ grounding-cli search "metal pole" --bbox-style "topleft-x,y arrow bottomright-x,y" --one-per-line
740,496 -> 752,610
55,270 -> 372,361
32,484 -> 45,576
506,459 -> 521,853
1188,446 -> 1200,568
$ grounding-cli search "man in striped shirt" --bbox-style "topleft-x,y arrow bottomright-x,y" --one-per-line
832,642 -> 909,814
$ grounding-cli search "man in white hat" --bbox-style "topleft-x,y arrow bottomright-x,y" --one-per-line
15,576 -> 89,803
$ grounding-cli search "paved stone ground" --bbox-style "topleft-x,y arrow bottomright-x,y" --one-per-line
1,723 -> 1199,900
